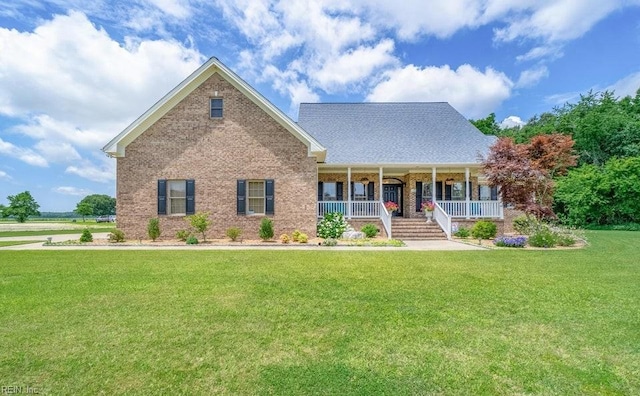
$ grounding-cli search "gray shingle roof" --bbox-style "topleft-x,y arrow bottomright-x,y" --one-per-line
297,102 -> 497,164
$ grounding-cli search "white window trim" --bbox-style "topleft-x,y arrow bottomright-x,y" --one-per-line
247,180 -> 265,215
168,180 -> 186,215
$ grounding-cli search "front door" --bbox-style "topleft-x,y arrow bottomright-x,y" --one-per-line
383,185 -> 402,216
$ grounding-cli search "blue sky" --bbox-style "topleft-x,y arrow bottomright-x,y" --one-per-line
1,0 -> 639,211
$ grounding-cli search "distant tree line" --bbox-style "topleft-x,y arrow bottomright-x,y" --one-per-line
473,88 -> 640,227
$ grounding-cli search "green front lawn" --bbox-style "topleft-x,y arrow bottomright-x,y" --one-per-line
1,231 -> 638,394
0,228 -> 114,237
0,240 -> 44,247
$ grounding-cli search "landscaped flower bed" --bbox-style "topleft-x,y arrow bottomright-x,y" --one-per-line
493,235 -> 528,248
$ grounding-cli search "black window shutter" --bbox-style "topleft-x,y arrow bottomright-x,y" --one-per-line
468,182 -> 472,200
436,181 -> 443,201
491,186 -> 498,201
478,185 -> 482,200
445,184 -> 452,200
336,182 -> 343,201
237,180 -> 246,215
415,181 -> 423,212
265,179 -> 274,215
186,179 -> 195,215
350,182 -> 354,200
367,182 -> 375,201
318,182 -> 323,201
158,179 -> 167,215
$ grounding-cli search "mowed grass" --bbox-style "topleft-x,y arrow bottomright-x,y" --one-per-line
0,228 -> 114,237
0,240 -> 44,247
1,231 -> 639,394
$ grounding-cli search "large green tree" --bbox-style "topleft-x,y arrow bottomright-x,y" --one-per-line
77,194 -> 116,216
470,113 -> 501,135
75,201 -> 93,221
3,191 -> 40,223
555,156 -> 640,226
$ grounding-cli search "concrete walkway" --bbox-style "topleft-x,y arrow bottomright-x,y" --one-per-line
0,233 -> 486,251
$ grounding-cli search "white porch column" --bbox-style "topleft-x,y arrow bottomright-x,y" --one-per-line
379,167 -> 383,202
465,167 -> 470,219
431,167 -> 437,202
347,167 -> 352,219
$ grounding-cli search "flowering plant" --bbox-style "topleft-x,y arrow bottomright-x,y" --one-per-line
384,201 -> 399,212
493,235 -> 528,248
421,201 -> 435,212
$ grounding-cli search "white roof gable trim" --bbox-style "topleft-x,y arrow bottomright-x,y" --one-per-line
102,57 -> 326,161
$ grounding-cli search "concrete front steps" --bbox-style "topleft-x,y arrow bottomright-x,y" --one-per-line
391,218 -> 447,240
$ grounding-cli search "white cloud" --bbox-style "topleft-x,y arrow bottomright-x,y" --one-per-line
516,46 -> 563,62
606,71 -> 640,98
310,39 -> 397,92
0,170 -> 11,181
493,1 -> 623,44
53,186 -> 92,196
34,140 -> 82,164
516,65 -> 549,88
367,64 -> 513,119
0,138 -> 48,167
0,10 -> 204,172
65,155 -> 115,183
500,115 -> 526,129
545,91 -> 582,106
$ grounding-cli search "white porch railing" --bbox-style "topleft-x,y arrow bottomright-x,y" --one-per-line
317,201 -> 392,238
317,201 -> 380,218
438,200 -> 503,219
433,202 -> 452,240
380,201 -> 392,238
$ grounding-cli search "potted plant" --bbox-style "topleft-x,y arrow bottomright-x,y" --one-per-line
384,201 -> 399,215
421,201 -> 435,222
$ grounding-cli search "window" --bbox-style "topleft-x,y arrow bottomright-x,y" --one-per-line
210,98 -> 223,118
422,183 -> 433,202
168,180 -> 186,214
479,185 -> 498,201
247,181 -> 265,214
452,182 -> 465,201
479,185 -> 492,201
322,182 -> 337,201
353,182 -> 366,201
238,179 -> 274,215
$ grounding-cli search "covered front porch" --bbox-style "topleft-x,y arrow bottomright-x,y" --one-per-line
317,165 -> 503,238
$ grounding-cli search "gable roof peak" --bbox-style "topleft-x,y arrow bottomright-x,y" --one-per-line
103,57 -> 326,161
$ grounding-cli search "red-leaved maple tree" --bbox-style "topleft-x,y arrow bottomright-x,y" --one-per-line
482,133 -> 577,219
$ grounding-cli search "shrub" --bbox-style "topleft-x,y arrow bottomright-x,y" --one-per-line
187,212 -> 212,242
298,233 -> 308,243
555,233 -> 576,247
361,224 -> 378,238
79,228 -> 93,243
471,220 -> 497,240
147,218 -> 161,241
453,226 -> 470,238
528,228 -> 556,248
317,212 -> 348,238
176,229 -> 190,241
226,227 -> 242,242
280,234 -> 290,243
186,235 -> 198,245
494,235 -> 527,248
259,218 -> 274,241
322,238 -> 338,246
513,215 -> 539,235
108,229 -> 125,243
291,230 -> 301,242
